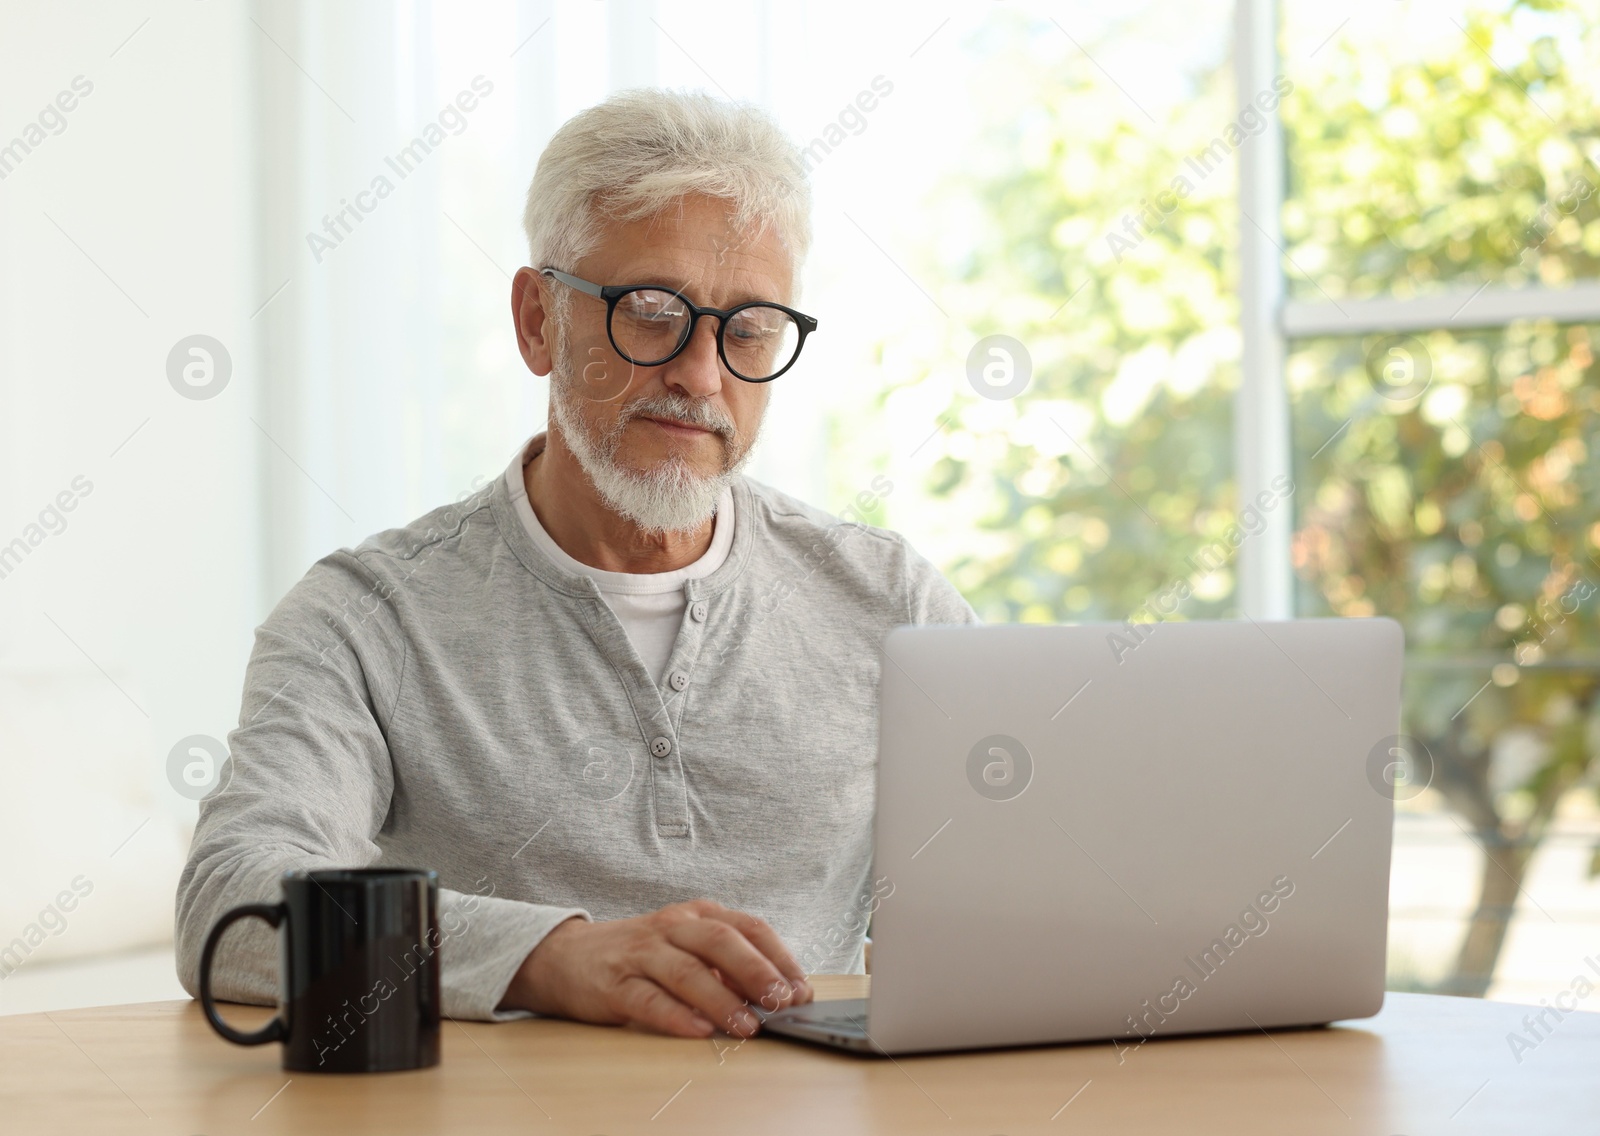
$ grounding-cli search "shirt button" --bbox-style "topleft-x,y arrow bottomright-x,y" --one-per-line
690,601 -> 708,622
669,670 -> 689,692
650,736 -> 673,759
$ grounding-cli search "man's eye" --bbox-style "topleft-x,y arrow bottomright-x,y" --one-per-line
729,318 -> 776,341
622,292 -> 684,321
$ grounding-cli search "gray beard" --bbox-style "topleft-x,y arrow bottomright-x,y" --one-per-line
547,342 -> 757,536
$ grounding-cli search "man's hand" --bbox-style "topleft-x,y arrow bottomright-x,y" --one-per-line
499,899 -> 814,1038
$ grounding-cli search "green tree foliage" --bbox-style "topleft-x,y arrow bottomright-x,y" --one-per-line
1285,1 -> 1600,994
900,9 -> 1244,626
905,0 -> 1600,994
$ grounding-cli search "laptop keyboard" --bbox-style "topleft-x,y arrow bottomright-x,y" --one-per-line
771,998 -> 869,1035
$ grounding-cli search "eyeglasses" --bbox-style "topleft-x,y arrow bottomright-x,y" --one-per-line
539,267 -> 818,383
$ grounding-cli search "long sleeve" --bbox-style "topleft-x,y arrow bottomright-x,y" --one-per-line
176,461 -> 980,1017
173,551 -> 588,1022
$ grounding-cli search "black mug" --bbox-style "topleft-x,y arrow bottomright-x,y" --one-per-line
199,867 -> 441,1073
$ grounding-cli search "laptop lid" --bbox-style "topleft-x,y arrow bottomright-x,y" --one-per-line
866,618 -> 1401,1055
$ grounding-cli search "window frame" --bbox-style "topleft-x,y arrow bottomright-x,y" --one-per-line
1233,0 -> 1600,618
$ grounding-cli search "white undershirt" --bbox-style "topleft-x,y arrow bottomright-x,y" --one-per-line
506,436 -> 734,686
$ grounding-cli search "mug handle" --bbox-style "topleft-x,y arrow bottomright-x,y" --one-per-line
198,903 -> 287,1045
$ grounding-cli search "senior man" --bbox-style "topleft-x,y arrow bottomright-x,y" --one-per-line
177,88 -> 975,1040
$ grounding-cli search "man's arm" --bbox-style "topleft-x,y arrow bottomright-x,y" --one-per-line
175,550 -> 814,1031
904,539 -> 981,626
500,901 -> 813,1037
174,552 -> 588,1021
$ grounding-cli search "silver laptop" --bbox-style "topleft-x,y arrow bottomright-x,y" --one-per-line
762,618 -> 1402,1055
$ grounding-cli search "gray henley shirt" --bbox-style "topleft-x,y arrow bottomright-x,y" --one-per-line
174,444 -> 976,1020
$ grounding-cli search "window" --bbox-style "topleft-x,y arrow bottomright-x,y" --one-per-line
864,0 -> 1600,1002
1281,0 -> 1600,1001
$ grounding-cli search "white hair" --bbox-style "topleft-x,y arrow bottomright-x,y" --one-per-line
522,87 -> 813,288
545,314 -> 759,535
549,385 -> 749,535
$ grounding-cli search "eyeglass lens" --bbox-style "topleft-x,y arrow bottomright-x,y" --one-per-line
611,289 -> 801,380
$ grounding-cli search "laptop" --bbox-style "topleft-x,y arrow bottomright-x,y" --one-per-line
761,618 -> 1402,1055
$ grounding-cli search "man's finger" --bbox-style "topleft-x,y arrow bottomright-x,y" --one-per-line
665,916 -> 800,1010
702,908 -> 812,1001
615,974 -> 715,1038
641,945 -> 762,1037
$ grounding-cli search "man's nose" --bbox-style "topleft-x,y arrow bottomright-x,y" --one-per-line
661,314 -> 725,398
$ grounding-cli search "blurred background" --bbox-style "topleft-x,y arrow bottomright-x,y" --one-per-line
2,0 -> 1598,1012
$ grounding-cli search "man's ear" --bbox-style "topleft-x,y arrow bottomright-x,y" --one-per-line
511,267 -> 556,376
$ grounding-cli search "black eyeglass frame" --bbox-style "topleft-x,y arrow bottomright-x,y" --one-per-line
538,267 -> 819,383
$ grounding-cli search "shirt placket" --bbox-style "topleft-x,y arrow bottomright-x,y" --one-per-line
575,577 -> 713,839
640,580 -> 715,837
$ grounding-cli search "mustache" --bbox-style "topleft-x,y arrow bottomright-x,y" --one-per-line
614,393 -> 737,443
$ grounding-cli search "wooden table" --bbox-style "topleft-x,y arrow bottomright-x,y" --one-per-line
2,975 -> 1597,1134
